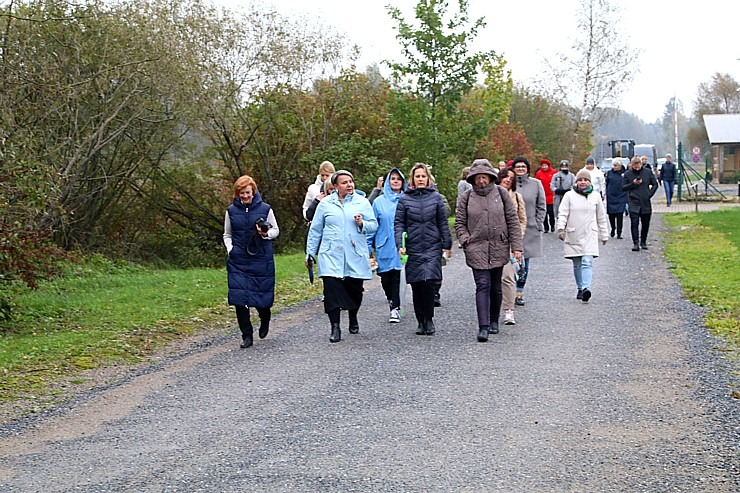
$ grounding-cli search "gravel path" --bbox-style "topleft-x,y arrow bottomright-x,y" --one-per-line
1,216 -> 737,492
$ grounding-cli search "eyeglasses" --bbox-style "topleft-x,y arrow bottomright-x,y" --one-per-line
514,165 -> 527,169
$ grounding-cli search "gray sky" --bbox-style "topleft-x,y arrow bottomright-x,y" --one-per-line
231,0 -> 739,123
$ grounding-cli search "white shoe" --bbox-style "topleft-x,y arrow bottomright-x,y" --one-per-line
389,308 -> 401,323
503,310 -> 516,325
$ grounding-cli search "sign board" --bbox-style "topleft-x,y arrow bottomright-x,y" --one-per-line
692,146 -> 701,155
692,155 -> 701,163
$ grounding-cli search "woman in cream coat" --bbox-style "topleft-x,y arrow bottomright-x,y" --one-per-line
556,168 -> 609,303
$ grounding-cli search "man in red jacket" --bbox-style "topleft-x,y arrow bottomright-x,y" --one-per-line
535,159 -> 557,233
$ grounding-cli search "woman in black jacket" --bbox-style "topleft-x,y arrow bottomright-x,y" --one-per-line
394,163 -> 452,336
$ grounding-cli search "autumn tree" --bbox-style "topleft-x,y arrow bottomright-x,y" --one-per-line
540,0 -> 639,162
384,0 -> 511,201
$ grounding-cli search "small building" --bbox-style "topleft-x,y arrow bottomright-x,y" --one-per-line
703,114 -> 740,183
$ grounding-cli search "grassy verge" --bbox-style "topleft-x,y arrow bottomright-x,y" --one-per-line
0,253 -> 321,409
663,208 -> 739,359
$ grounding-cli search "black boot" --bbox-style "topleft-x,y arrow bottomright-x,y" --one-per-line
640,241 -> 648,250
424,317 -> 436,336
632,242 -> 640,252
258,316 -> 270,339
240,331 -> 253,349
477,326 -> 489,342
329,322 -> 341,343
415,317 -> 426,335
488,321 -> 499,334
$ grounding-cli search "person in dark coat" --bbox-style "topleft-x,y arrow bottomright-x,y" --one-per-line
395,163 -> 452,336
622,156 -> 658,251
224,175 -> 280,349
659,153 -> 677,206
455,159 -> 523,342
604,158 -> 628,239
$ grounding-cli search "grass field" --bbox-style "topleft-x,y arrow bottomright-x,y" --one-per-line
0,253 -> 321,405
663,208 -> 739,356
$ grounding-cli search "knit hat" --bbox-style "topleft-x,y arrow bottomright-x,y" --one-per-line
576,168 -> 592,182
540,158 -> 552,166
466,158 -> 499,184
560,160 -> 569,169
585,157 -> 595,165
331,169 -> 354,185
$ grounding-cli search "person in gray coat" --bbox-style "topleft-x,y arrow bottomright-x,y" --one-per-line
551,160 -> 576,218
512,157 -> 546,306
455,159 -> 523,342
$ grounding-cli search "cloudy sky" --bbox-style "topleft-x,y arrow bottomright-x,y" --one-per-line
225,0 -> 739,123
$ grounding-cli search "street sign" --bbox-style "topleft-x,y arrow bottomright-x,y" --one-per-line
692,146 -> 701,155
692,155 -> 701,163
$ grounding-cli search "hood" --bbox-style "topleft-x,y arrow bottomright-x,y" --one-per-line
466,159 -> 498,184
383,167 -> 407,201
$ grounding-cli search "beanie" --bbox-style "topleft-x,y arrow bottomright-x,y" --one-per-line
585,157 -> 595,165
576,168 -> 592,182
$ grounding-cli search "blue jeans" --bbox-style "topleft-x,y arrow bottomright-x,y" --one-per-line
663,180 -> 675,205
571,255 -> 593,290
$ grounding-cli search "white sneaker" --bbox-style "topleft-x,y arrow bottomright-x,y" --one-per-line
389,308 -> 401,323
503,310 -> 516,325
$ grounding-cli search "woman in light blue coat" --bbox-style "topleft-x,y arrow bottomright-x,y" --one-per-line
306,170 -> 378,343
367,168 -> 406,323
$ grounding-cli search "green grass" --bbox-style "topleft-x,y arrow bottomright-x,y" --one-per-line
0,253 -> 321,404
663,208 -> 739,357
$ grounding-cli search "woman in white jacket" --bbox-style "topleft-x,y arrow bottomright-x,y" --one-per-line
556,168 -> 609,302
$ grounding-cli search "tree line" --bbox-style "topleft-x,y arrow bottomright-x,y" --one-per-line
16,0 -> 734,320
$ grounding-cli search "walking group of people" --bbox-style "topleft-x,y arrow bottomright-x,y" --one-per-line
223,152 -> 665,348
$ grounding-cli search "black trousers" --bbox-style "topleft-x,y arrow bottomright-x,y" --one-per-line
544,204 -> 555,232
235,306 -> 271,337
608,212 -> 624,236
629,211 -> 652,244
410,280 -> 436,323
378,269 -> 401,309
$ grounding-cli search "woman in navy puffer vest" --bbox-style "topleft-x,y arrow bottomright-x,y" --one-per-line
224,175 -> 279,349
394,163 -> 452,336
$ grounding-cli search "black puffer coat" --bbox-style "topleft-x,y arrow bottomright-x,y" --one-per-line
394,186 -> 452,283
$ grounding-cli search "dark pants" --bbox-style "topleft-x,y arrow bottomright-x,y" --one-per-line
378,269 -> 401,309
608,212 -> 624,236
322,276 -> 363,326
410,281 -> 436,323
629,211 -> 652,244
544,204 -> 555,232
472,267 -> 504,327
235,306 -> 271,337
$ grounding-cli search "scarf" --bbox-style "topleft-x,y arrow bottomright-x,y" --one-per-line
574,184 -> 593,196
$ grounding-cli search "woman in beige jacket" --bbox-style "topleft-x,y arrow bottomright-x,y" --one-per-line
556,168 -> 609,302
455,159 -> 523,342
498,167 -> 527,325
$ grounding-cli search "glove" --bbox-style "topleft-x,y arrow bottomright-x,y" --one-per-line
555,188 -> 566,196
558,230 -> 565,241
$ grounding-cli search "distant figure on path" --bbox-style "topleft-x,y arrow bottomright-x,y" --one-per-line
224,175 -> 280,349
659,153 -> 677,207
497,167 -> 527,326
551,160 -> 575,224
622,156 -> 658,252
535,159 -> 557,233
604,158 -> 627,239
556,169 -> 609,302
